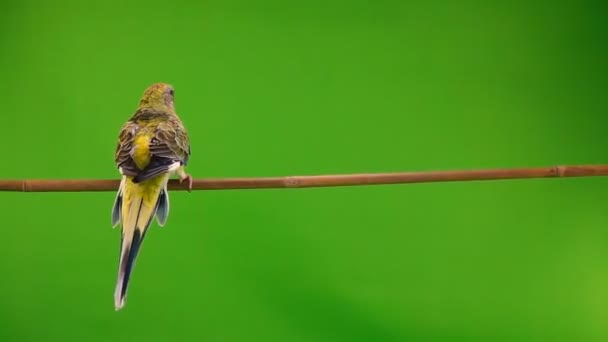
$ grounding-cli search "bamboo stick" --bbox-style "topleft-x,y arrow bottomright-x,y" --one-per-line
1,165 -> 607,192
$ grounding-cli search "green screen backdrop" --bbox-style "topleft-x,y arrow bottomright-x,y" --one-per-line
1,1 -> 608,341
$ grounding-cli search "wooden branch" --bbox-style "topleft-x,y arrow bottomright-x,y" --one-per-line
1,165 -> 607,192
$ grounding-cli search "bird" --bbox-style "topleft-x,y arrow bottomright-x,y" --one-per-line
111,83 -> 192,310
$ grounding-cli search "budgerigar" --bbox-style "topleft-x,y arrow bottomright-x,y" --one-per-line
111,83 -> 192,310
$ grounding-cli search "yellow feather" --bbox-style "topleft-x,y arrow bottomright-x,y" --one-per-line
115,173 -> 169,309
133,134 -> 151,170
121,175 -> 167,229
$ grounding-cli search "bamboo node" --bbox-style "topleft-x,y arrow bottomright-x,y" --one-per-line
553,165 -> 566,177
284,177 -> 300,187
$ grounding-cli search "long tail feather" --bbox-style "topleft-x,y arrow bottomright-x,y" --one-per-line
115,220 -> 146,310
111,177 -> 125,228
114,174 -> 169,310
155,183 -> 170,226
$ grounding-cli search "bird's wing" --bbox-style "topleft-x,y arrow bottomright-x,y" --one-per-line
115,119 -> 191,183
149,119 -> 191,166
115,121 -> 141,177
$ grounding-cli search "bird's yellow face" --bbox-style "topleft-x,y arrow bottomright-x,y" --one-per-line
138,83 -> 175,112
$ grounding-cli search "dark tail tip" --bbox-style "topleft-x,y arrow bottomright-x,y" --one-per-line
114,229 -> 144,310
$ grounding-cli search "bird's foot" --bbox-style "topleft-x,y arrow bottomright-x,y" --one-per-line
179,173 -> 193,192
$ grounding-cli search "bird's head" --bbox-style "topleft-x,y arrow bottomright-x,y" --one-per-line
137,83 -> 175,112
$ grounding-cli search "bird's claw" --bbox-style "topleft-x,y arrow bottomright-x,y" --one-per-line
179,173 -> 193,192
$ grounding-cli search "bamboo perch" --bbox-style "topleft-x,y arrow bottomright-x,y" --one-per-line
1,165 -> 608,192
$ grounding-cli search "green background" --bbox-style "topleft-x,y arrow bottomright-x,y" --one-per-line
1,1 -> 607,341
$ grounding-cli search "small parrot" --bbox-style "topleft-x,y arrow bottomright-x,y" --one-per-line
111,83 -> 192,310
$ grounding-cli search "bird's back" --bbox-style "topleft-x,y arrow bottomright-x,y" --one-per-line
130,120 -> 162,171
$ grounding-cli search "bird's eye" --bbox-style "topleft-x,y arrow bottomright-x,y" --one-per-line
169,89 -> 174,96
